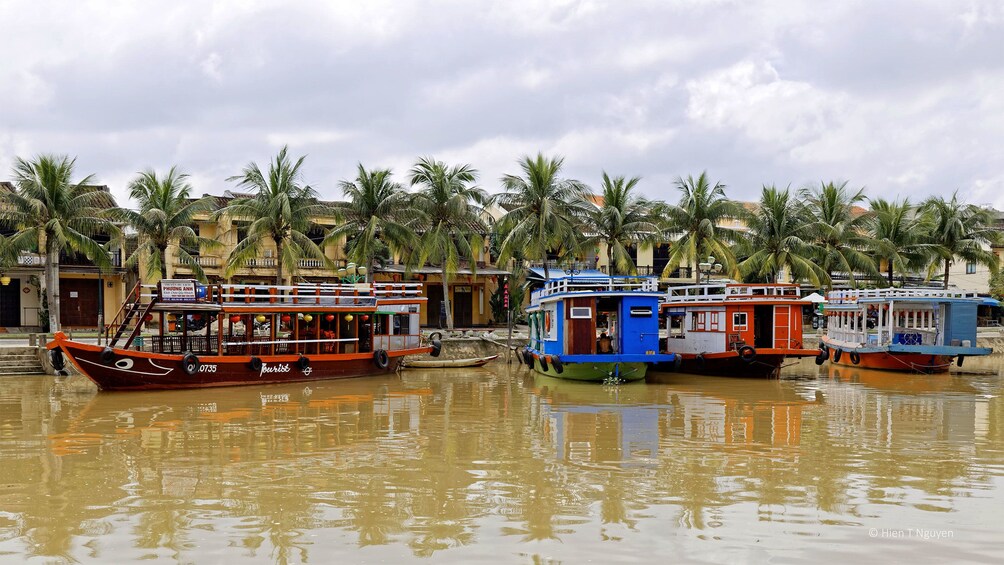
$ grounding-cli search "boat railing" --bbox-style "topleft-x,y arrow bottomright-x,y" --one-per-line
827,288 -> 979,304
531,277 -> 659,303
665,283 -> 801,303
139,282 -> 424,306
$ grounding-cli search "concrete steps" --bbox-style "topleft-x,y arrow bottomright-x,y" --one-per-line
0,352 -> 46,376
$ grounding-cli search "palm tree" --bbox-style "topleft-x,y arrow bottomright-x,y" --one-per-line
581,173 -> 660,275
117,166 -> 221,282
920,192 -> 1001,289
493,153 -> 591,280
218,146 -> 333,285
738,185 -> 828,286
2,154 -> 117,332
803,181 -> 878,289
867,198 -> 933,286
409,157 -> 489,330
327,164 -> 413,282
659,171 -> 742,284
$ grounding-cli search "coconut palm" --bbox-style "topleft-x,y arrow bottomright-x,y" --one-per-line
867,198 -> 934,286
920,192 -> 1001,289
659,171 -> 742,284
2,154 -> 117,332
581,173 -> 660,275
493,153 -> 591,280
218,146 -> 333,285
802,181 -> 878,289
409,157 -> 489,330
738,185 -> 828,286
327,164 -> 414,283
116,166 -> 221,282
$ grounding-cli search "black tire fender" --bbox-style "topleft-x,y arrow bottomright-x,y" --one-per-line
673,354 -> 683,371
181,352 -> 199,375
298,355 -> 311,371
100,347 -> 115,365
428,331 -> 443,342
832,349 -> 842,363
430,339 -> 442,358
523,349 -> 533,367
815,352 -> 826,366
739,345 -> 757,363
551,356 -> 564,374
957,355 -> 965,367
849,352 -> 861,365
249,356 -> 263,372
539,354 -> 549,372
50,349 -> 66,371
696,354 -> 705,369
374,349 -> 390,369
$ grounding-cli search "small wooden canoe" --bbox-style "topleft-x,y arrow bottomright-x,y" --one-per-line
401,354 -> 499,369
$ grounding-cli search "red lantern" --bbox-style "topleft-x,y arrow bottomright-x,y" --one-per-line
144,314 -> 153,322
193,314 -> 202,321
230,315 -> 241,323
361,315 -> 369,321
325,314 -> 335,322
281,314 -> 291,323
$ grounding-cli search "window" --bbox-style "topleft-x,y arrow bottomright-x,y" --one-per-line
570,307 -> 592,319
629,306 -> 653,317
733,312 -> 748,331
710,312 -> 720,331
966,262 -> 976,274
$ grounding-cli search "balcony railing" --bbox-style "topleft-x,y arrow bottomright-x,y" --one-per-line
17,252 -> 44,266
178,255 -> 221,267
298,259 -> 325,269
59,250 -> 122,268
245,258 -> 276,268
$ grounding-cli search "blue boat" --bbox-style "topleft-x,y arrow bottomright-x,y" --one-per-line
821,288 -> 994,373
519,275 -> 678,382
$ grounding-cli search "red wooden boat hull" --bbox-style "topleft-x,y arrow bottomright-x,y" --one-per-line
48,332 -> 431,391
830,351 -> 953,373
656,348 -> 821,378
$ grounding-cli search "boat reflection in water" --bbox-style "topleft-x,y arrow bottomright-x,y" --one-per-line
1,363 -> 1001,563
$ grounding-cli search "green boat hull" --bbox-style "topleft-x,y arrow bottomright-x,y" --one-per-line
529,359 -> 648,382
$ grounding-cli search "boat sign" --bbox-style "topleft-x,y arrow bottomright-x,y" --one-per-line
160,279 -> 197,302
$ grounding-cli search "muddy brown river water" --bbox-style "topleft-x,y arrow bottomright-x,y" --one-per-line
1,358 -> 1002,563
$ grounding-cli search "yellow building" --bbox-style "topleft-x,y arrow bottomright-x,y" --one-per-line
159,192 -> 505,328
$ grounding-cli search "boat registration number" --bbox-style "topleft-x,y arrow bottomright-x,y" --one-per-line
198,364 -> 218,373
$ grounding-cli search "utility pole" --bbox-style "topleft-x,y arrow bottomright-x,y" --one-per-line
504,277 -> 513,363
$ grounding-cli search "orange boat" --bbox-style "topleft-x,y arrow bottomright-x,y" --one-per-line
657,283 -> 821,377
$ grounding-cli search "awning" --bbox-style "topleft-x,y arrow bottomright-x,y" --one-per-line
982,297 -> 1001,307
801,292 -> 827,303
527,267 -> 610,281
377,264 -> 511,276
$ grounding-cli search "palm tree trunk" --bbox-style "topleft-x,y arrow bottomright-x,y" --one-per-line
46,242 -> 60,333
888,260 -> 894,286
943,258 -> 951,290
157,244 -> 168,280
607,244 -> 614,276
542,259 -> 550,281
275,239 -> 284,286
441,267 -> 453,330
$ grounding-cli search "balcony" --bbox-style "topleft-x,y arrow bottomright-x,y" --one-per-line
59,250 -> 122,269
17,252 -> 44,266
245,258 -> 276,268
297,259 -> 326,269
178,255 -> 221,268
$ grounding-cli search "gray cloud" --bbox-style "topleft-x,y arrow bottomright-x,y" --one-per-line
1,0 -> 1002,210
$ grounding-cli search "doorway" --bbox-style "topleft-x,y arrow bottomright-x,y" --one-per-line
453,286 -> 473,327
60,278 -> 101,327
0,279 -> 21,327
753,305 -> 773,349
426,284 -> 444,327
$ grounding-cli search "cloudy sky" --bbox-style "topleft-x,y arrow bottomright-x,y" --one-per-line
2,0 -> 1003,210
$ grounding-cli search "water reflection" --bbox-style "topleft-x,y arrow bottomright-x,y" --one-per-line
0,361 -> 1002,562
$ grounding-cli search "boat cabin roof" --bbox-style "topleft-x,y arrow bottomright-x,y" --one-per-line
529,276 -> 661,307
144,280 -> 424,312
826,288 -> 982,309
662,282 -> 802,307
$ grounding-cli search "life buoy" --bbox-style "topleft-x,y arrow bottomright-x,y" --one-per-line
249,356 -> 263,372
430,339 -> 442,358
429,331 -> 443,342
551,356 -> 564,374
539,354 -> 549,372
50,349 -> 65,371
374,349 -> 390,369
957,355 -> 965,367
849,352 -> 861,365
181,352 -> 199,375
738,345 -> 757,363
832,349 -> 842,363
100,347 -> 115,365
298,355 -> 311,371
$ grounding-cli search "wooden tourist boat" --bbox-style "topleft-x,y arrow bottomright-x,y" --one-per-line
820,288 -> 992,373
519,275 -> 677,382
656,283 -> 821,377
46,279 -> 440,391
